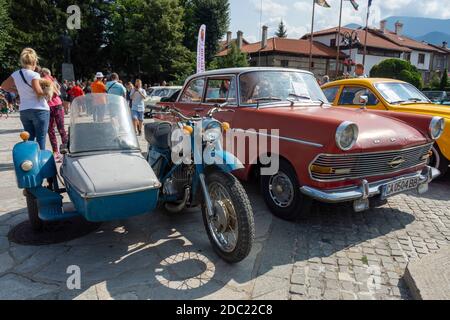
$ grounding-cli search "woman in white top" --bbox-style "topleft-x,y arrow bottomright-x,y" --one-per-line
1,48 -> 50,149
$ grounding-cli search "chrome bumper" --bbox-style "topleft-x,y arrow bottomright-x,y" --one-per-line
300,166 -> 440,204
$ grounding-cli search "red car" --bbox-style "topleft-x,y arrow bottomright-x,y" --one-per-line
158,68 -> 444,221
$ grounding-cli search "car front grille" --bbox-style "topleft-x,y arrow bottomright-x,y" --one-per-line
310,143 -> 433,182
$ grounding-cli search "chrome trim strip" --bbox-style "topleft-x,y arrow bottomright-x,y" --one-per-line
232,128 -> 323,148
308,143 -> 433,182
300,166 -> 439,204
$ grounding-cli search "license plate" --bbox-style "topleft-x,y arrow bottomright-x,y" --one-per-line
382,177 -> 420,199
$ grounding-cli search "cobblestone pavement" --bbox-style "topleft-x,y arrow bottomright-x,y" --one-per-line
0,114 -> 449,300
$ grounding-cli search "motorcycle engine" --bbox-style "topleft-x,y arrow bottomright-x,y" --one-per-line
163,164 -> 195,196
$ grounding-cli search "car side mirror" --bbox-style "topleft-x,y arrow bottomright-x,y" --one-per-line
359,95 -> 369,107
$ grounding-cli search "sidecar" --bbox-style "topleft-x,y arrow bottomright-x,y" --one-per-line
12,94 -> 161,227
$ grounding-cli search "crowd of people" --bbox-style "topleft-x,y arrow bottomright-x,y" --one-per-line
0,48 -> 163,161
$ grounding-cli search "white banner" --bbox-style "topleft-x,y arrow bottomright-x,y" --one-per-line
197,24 -> 206,74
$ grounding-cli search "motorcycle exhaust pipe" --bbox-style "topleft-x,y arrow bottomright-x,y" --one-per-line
164,187 -> 190,213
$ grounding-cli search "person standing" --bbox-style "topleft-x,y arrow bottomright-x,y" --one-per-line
106,73 -> 127,98
126,82 -> 134,109
41,68 -> 68,162
354,64 -> 368,78
1,48 -> 49,150
91,72 -> 106,94
91,72 -> 107,122
130,79 -> 147,136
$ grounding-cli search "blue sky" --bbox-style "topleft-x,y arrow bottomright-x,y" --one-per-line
229,0 -> 450,42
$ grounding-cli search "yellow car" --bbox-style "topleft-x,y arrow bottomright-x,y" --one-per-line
322,78 -> 450,176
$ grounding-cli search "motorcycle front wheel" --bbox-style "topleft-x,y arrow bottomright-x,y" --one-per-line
201,171 -> 255,264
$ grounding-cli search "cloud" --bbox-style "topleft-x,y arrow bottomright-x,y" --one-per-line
252,0 -> 288,17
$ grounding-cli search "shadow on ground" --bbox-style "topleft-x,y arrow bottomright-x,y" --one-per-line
2,182 -> 417,300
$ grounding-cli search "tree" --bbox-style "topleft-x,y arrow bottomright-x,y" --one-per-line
440,68 -> 448,90
182,0 -> 230,66
0,0 -> 12,79
107,0 -> 194,84
370,58 -> 423,89
5,0 -> 109,80
210,43 -> 249,69
276,20 -> 288,38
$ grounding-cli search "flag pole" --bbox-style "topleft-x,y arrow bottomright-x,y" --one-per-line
335,0 -> 343,77
362,0 -> 370,67
309,0 -> 316,72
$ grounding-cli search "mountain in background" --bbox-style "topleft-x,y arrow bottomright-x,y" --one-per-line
416,32 -> 450,46
346,17 -> 450,46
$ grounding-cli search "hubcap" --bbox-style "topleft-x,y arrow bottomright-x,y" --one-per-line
269,172 -> 295,208
206,182 -> 238,253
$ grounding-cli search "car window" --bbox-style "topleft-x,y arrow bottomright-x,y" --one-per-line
205,77 -> 237,104
179,78 -> 205,103
323,87 -> 339,103
339,86 -> 379,106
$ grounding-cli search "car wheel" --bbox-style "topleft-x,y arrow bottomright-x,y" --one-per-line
429,145 -> 449,178
260,159 -> 311,221
24,189 -> 44,232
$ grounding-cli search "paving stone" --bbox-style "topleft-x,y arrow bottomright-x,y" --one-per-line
289,284 -> 306,295
0,252 -> 14,273
0,274 -> 58,299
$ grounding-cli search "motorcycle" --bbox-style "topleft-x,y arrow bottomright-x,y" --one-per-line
12,94 -> 254,263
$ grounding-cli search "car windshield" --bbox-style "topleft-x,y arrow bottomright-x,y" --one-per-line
374,82 -> 431,104
239,70 -> 328,106
69,94 -> 140,154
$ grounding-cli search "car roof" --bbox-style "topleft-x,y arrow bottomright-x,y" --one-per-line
185,67 -> 314,83
322,78 -> 405,87
150,86 -> 182,90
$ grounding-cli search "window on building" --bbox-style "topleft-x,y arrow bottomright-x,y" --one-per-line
404,53 -> 411,62
418,53 -> 425,64
338,86 -> 379,106
330,39 -> 336,47
281,60 -> 289,68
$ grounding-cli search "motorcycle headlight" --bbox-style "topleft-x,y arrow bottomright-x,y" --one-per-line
21,160 -> 33,172
204,122 -> 223,143
429,117 -> 445,140
336,121 -> 359,151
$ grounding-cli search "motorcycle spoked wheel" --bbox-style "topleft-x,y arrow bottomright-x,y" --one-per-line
201,171 -> 255,264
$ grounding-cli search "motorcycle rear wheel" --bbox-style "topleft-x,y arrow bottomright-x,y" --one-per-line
202,171 -> 255,264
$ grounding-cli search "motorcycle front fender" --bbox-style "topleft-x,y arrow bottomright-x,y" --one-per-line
13,141 -> 57,189
203,149 -> 244,173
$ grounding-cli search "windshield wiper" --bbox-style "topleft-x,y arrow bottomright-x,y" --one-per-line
288,93 -> 312,100
254,97 -> 283,102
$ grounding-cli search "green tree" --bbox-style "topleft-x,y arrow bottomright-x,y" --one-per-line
107,0 -> 194,84
182,0 -> 230,66
440,68 -> 448,90
0,0 -> 12,79
276,20 -> 288,38
370,58 -> 423,89
5,0 -> 109,79
210,43 -> 249,69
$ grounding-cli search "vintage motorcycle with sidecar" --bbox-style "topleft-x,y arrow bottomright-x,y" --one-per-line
12,93 -> 255,263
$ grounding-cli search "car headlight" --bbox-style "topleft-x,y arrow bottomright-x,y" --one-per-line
21,160 -> 33,172
336,121 -> 359,151
429,117 -> 445,140
204,121 -> 223,143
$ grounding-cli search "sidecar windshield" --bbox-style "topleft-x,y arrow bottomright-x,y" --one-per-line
69,94 -> 140,154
